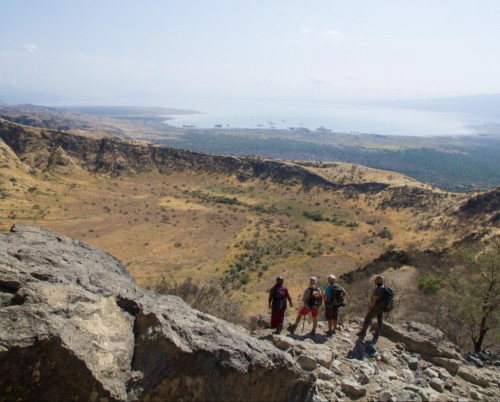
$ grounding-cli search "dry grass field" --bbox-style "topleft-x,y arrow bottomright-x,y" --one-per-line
3,127 -> 484,319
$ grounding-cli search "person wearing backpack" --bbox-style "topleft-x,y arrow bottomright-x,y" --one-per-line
356,274 -> 394,341
268,276 -> 293,334
289,276 -> 323,337
324,274 -> 347,335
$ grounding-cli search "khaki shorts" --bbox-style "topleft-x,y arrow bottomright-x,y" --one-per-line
325,306 -> 339,321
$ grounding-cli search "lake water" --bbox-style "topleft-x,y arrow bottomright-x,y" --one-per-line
162,99 -> 489,137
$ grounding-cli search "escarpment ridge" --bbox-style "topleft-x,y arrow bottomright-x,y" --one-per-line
0,118 -> 346,189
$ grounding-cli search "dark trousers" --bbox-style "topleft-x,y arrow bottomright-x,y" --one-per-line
360,306 -> 384,336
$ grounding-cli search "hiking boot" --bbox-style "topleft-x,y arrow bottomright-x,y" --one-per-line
309,330 -> 316,337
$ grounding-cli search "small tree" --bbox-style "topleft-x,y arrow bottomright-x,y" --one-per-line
440,243 -> 500,352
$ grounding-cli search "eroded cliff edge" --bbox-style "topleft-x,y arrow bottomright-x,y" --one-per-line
0,225 -> 314,401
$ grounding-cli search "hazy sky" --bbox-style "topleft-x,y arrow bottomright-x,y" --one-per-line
1,0 -> 500,106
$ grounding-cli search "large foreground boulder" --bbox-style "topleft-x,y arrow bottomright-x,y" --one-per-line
380,321 -> 462,360
0,225 -> 315,401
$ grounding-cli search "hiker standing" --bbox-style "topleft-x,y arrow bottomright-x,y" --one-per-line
357,274 -> 391,340
290,276 -> 323,337
268,276 -> 293,334
324,274 -> 347,335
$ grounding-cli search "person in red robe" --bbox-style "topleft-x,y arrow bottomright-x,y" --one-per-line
268,276 -> 293,334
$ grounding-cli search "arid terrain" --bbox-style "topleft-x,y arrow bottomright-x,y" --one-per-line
1,115 -> 498,321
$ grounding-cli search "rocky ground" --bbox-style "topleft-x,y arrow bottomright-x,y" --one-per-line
1,225 -> 498,402
254,317 -> 500,402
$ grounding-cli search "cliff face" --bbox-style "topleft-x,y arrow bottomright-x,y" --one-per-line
0,225 -> 314,401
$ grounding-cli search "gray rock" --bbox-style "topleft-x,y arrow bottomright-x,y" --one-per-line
357,372 -> 370,385
273,336 -> 335,369
469,390 -> 483,401
384,369 -> 399,380
360,361 -> 376,376
381,350 -> 399,367
378,390 -> 393,402
457,366 -> 490,387
312,391 -> 329,402
424,368 -> 439,378
401,369 -> 415,383
297,354 -> 317,371
341,378 -> 366,397
435,367 -> 451,380
330,359 -> 343,375
465,354 -> 484,367
0,225 -> 315,401
316,379 -> 336,392
407,356 -> 419,371
429,378 -> 444,393
418,388 -> 432,402
393,390 -> 422,402
381,322 -> 461,360
443,377 -> 454,390
418,388 -> 448,402
316,366 -> 336,381
431,357 -> 460,375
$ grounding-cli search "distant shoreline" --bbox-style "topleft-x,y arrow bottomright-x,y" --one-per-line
159,100 -> 493,137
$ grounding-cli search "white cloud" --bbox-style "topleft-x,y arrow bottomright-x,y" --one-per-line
322,30 -> 344,43
345,74 -> 368,84
300,26 -> 312,35
24,44 -> 40,54
308,75 -> 330,85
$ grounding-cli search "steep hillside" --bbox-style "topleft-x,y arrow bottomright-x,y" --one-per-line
1,119 -> 498,318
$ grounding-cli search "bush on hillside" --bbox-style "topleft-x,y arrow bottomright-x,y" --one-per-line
417,275 -> 441,295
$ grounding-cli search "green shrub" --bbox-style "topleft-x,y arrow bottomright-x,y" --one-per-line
417,275 -> 441,295
303,211 -> 324,221
377,227 -> 393,240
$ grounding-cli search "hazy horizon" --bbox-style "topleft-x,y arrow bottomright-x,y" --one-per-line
2,1 -> 500,107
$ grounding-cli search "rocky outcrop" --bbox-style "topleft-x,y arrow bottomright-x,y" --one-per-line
379,186 -> 446,210
380,321 -> 462,360
2,225 -> 499,401
457,186 -> 500,216
262,318 -> 500,401
0,225 -> 314,401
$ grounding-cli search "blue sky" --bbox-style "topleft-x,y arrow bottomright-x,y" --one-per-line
1,0 -> 500,106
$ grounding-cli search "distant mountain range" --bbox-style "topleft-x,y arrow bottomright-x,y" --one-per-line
2,83 -> 500,117
0,85 -> 65,104
373,93 -> 500,117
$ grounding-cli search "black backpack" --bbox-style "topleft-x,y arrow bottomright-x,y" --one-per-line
330,284 -> 345,306
379,285 -> 395,312
308,287 -> 323,310
272,285 -> 287,310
